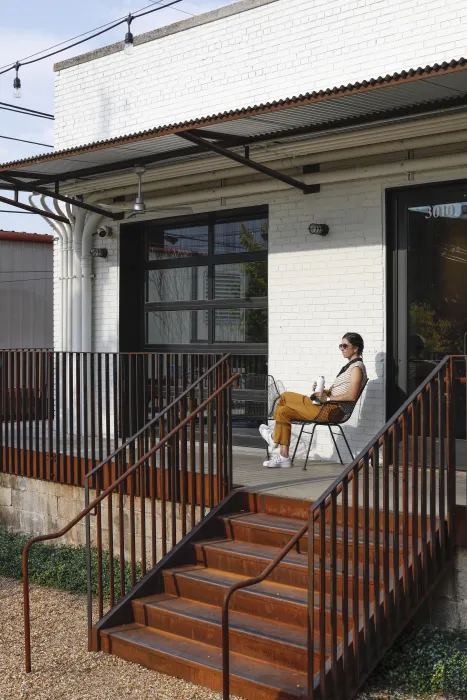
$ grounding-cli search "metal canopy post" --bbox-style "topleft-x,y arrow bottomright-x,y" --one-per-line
0,194 -> 70,223
0,172 -> 125,220
178,131 -> 319,194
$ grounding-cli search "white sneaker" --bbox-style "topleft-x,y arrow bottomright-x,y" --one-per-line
259,424 -> 276,448
263,454 -> 292,469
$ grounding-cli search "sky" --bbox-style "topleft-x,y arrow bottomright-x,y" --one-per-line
0,0 -> 234,234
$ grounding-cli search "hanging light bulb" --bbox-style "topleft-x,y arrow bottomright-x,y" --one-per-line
13,62 -> 21,99
124,14 -> 134,56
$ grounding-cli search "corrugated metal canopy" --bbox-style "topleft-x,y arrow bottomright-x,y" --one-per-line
2,58 -> 467,186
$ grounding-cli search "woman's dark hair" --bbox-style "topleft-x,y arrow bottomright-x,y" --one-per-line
343,332 -> 364,356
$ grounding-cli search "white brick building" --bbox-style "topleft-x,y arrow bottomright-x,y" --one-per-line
3,0 -> 467,460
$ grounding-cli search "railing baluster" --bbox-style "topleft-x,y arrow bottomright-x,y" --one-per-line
362,456 -> 370,673
47,353 -> 54,482
401,412 -> 409,619
189,355 -> 196,530
392,420 -> 400,629
420,390 -> 428,595
34,352 -> 40,477
429,383 -> 437,580
330,490 -> 338,698
308,507 -> 316,700
61,351 -> 67,483
180,355 -> 188,538
319,502 -> 326,700
411,400 -> 419,606
15,352 -> 21,475
208,370 -> 214,508
352,466 -> 359,685
342,474 -> 349,700
3,352 -> 10,474
446,359 -> 456,561
382,434 -> 390,644
69,352 -> 75,485
373,442 -> 381,660
76,354 -> 82,486
199,355 -> 206,519
438,368 -> 446,568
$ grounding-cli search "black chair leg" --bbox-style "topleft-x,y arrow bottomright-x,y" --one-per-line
328,425 -> 344,465
337,425 -> 354,462
303,424 -> 317,471
292,424 -> 305,463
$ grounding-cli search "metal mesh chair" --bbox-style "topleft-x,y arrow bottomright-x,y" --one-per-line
291,379 -> 368,469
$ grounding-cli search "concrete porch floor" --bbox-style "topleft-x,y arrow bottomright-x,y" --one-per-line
232,446 -> 467,507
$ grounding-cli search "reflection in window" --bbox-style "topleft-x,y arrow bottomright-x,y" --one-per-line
148,225 -> 209,260
147,267 -> 208,302
214,219 -> 268,254
146,310 -> 208,344
214,261 -> 267,299
214,308 -> 268,343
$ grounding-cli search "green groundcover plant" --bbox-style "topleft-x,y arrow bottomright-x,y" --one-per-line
360,624 -> 467,698
0,529 -> 140,599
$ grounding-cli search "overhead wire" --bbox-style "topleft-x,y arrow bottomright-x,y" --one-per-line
0,101 -> 54,119
0,135 -> 53,148
0,0 -> 187,76
0,276 -> 53,284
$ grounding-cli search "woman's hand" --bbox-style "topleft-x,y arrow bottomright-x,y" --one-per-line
316,391 -> 328,403
312,381 -> 317,392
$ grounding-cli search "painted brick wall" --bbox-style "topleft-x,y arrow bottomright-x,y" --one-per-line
55,0 -> 467,149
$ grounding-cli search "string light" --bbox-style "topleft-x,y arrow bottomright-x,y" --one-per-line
13,62 -> 21,99
2,0 -> 184,99
124,14 -> 135,56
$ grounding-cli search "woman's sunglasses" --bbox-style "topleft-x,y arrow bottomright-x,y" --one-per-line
339,343 -> 350,350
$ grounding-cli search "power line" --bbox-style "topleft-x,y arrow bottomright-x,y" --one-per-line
0,276 -> 53,284
0,270 -> 51,273
0,210 -> 36,214
0,134 -> 53,148
0,101 -> 54,119
0,0 -> 186,76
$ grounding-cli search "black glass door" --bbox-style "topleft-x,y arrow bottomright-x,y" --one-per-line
388,181 -> 467,437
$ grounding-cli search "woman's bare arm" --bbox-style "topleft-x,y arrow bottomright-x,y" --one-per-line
317,367 -> 363,403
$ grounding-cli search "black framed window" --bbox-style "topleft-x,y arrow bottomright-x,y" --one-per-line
143,207 -> 268,352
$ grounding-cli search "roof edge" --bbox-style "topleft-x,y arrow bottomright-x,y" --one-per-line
54,0 -> 280,72
0,232 -> 54,243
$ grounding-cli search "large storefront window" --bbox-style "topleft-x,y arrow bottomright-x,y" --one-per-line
144,208 -> 268,351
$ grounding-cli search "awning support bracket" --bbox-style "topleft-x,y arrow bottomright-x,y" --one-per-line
0,172 -> 125,220
0,194 -> 70,224
178,131 -> 319,194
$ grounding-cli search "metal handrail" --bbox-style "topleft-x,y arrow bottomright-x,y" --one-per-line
221,354 -> 461,699
22,370 -> 240,674
84,353 -> 231,480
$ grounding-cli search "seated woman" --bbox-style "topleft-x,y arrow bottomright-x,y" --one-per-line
259,332 -> 367,468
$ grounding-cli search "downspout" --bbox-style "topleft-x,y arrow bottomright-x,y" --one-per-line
30,195 -> 64,350
52,200 -> 73,352
81,213 -> 105,353
70,206 -> 86,351
39,196 -> 70,350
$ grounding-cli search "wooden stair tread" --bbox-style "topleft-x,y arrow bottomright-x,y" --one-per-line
102,623 -> 308,697
133,592 -> 332,649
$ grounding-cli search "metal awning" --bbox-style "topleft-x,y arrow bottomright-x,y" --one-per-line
1,57 -> 467,222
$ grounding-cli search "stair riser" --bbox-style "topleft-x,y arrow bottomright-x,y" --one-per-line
101,632 -> 307,700
194,546 -> 376,599
132,601 -> 319,673
223,521 -> 402,563
162,571 -> 349,634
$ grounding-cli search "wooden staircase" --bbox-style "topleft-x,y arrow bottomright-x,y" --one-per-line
98,492 -> 432,699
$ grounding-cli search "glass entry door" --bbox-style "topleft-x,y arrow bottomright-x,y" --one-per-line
388,181 -> 467,437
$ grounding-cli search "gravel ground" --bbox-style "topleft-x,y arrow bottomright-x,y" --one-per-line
0,577 -> 240,700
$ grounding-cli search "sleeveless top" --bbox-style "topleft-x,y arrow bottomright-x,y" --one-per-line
329,358 -> 367,398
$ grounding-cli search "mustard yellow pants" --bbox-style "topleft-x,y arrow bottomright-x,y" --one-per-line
272,392 -> 321,446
